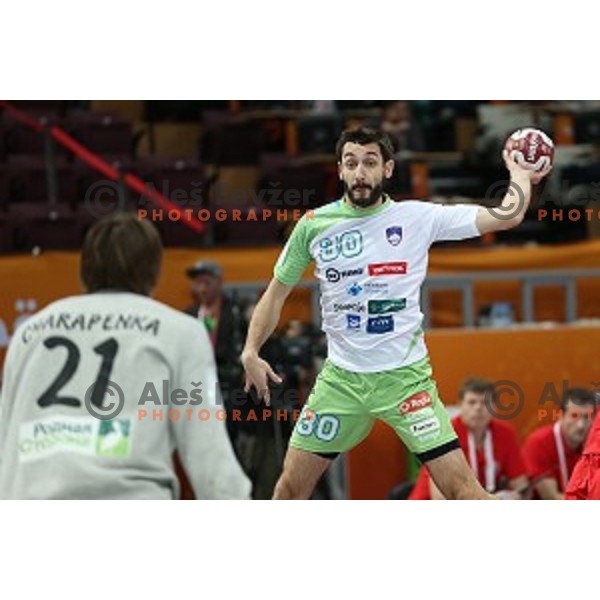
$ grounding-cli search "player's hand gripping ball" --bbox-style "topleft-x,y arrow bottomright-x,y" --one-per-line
504,128 -> 555,172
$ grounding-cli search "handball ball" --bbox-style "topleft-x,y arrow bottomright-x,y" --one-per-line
504,128 -> 554,172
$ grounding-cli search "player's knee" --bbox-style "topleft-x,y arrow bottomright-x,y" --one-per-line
446,483 -> 468,500
451,474 -> 490,500
445,471 -> 469,499
273,476 -> 293,499
436,465 -> 485,500
272,474 -> 306,500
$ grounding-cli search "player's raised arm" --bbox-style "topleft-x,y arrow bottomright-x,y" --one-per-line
241,278 -> 292,405
476,132 -> 553,235
476,152 -> 550,234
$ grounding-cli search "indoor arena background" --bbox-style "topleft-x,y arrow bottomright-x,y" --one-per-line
1,100 -> 599,498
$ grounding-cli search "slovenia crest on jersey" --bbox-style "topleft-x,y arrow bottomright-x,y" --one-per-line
385,226 -> 403,246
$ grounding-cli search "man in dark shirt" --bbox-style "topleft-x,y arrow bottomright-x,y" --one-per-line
184,260 -> 238,369
184,261 -> 245,449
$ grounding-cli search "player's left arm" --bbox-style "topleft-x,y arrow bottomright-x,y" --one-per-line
0,335 -> 23,458
172,322 -> 252,500
475,150 -> 552,234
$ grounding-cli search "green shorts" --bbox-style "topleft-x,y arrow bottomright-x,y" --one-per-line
289,356 -> 459,463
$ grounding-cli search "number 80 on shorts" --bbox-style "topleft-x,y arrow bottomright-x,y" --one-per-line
296,406 -> 340,442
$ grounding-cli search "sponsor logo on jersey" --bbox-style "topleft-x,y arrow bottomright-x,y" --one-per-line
368,261 -> 408,276
399,391 -> 433,415
325,267 -> 364,283
368,298 -> 407,314
410,416 -> 441,439
366,315 -> 394,334
386,226 -> 403,246
96,420 -> 131,456
363,281 -> 390,295
333,302 -> 365,313
346,314 -> 361,330
346,282 -> 363,297
18,416 -> 132,462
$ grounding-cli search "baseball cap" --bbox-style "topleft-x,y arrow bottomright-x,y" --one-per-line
185,260 -> 223,279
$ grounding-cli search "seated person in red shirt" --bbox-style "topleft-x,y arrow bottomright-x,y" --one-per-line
409,378 -> 529,500
565,391 -> 600,500
523,388 -> 595,500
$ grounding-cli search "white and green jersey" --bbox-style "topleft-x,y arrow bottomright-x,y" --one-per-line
274,197 -> 480,373
0,292 -> 251,499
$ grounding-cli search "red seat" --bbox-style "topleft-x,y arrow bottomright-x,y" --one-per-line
201,115 -> 268,165
1,156 -> 49,203
258,161 -> 331,210
0,214 -> 16,252
9,205 -> 83,251
153,218 -> 208,248
65,110 -> 133,156
214,207 -> 281,245
135,157 -> 206,212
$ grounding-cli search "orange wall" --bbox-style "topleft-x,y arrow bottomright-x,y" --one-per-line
2,240 -> 600,352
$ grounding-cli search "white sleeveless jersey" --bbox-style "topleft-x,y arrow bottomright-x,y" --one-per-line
275,198 -> 480,372
0,292 -> 251,499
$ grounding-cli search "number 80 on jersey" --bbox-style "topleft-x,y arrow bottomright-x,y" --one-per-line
296,406 -> 340,442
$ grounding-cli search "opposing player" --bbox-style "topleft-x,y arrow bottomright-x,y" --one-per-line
0,213 -> 251,499
565,393 -> 600,500
241,127 -> 551,500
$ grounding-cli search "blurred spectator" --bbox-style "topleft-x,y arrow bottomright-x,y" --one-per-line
522,388 -> 595,499
303,101 -> 338,115
371,101 -> 425,153
409,378 -> 529,499
185,260 -> 234,353
366,101 -> 426,196
183,260 -> 244,445
235,302 -> 333,498
477,302 -> 515,328
279,320 -> 316,399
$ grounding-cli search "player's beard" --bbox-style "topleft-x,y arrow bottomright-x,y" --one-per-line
344,181 -> 384,208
